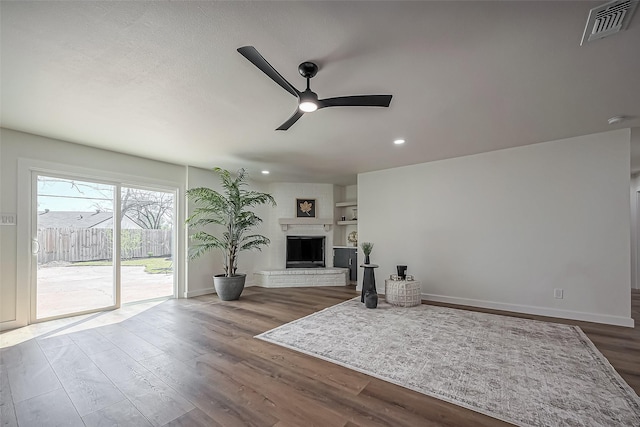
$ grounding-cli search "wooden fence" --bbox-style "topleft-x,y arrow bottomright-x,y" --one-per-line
37,227 -> 172,264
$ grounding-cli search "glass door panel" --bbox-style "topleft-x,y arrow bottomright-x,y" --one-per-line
120,187 -> 175,303
35,175 -> 116,319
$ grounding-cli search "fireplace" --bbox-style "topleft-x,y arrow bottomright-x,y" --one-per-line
286,236 -> 325,268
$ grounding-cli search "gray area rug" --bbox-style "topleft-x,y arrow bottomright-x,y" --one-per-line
256,298 -> 640,426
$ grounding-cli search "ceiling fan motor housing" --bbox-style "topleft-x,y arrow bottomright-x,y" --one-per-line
298,62 -> 318,78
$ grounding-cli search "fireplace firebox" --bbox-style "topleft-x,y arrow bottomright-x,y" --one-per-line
286,236 -> 325,268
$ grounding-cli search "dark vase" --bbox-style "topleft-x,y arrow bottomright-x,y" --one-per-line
397,265 -> 407,280
365,290 -> 378,308
364,255 -> 370,264
360,264 -> 378,303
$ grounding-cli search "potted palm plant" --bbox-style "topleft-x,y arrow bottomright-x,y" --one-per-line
186,168 -> 276,300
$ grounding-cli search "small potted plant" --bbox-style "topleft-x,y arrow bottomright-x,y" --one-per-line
361,241 -> 374,264
186,168 -> 276,300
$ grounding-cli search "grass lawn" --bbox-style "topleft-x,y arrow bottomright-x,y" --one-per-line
72,257 -> 173,274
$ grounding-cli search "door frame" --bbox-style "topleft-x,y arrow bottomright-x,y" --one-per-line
16,158 -> 180,327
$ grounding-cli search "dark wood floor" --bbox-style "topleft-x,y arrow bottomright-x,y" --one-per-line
1,287 -> 638,426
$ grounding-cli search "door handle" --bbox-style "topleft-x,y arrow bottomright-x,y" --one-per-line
349,258 -> 352,266
32,238 -> 40,255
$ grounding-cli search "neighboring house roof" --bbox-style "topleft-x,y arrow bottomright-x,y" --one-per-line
37,211 -> 143,229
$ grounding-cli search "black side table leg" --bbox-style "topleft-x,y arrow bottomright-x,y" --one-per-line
361,268 -> 375,301
360,264 -> 379,305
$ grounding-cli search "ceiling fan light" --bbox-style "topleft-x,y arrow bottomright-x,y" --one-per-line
299,101 -> 318,113
299,89 -> 319,113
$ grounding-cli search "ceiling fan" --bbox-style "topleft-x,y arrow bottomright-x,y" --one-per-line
237,46 -> 393,131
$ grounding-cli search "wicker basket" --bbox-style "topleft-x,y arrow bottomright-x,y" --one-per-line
385,279 -> 421,307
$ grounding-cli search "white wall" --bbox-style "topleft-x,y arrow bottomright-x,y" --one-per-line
630,172 -> 640,291
239,181 -> 272,274
184,166 -> 219,297
631,127 -> 640,291
265,182 -> 335,268
0,128 -> 186,329
345,185 -> 357,202
359,129 -> 632,327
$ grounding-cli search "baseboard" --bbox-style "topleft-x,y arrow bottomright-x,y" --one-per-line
184,282 -> 257,298
184,286 -> 216,298
0,319 -> 26,332
422,293 -> 635,328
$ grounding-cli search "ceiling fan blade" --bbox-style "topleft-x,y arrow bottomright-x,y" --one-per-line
318,95 -> 392,109
237,46 -> 299,98
276,109 -> 305,131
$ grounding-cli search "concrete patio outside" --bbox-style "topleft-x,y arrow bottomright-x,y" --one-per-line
37,264 -> 174,319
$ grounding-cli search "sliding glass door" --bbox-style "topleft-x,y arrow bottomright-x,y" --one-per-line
120,187 -> 175,304
32,174 -> 176,322
34,174 -> 117,320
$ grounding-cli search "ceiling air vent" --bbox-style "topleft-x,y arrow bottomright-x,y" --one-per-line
580,0 -> 638,45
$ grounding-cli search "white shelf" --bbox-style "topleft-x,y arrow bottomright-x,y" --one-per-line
278,217 -> 333,231
336,200 -> 357,227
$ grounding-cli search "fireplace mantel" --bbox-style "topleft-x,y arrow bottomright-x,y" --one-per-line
278,218 -> 333,231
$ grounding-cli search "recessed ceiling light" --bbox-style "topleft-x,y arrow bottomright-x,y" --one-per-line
394,139 -> 405,145
261,170 -> 270,175
607,116 -> 625,125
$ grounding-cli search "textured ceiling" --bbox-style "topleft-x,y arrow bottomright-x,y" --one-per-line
2,1 -> 639,185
